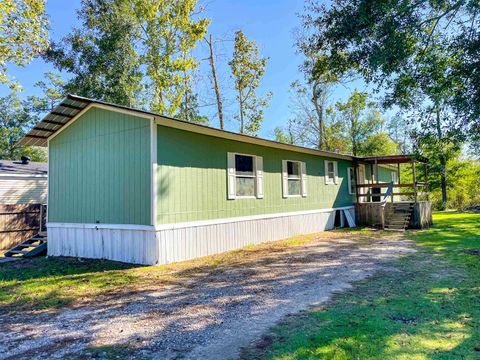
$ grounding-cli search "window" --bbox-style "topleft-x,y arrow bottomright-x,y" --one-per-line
347,167 -> 356,195
227,153 -> 263,199
282,160 -> 307,198
324,160 -> 338,184
235,154 -> 255,197
287,161 -> 301,196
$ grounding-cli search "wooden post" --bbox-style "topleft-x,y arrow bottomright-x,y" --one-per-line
397,163 -> 401,185
424,162 -> 429,201
39,205 -> 43,233
412,159 -> 417,203
370,163 -> 374,203
354,163 -> 360,204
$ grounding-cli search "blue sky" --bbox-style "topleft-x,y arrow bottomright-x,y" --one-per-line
3,0 -> 367,138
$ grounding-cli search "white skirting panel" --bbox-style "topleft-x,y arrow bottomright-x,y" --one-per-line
154,208 -> 347,265
47,224 -> 158,265
47,207 -> 354,265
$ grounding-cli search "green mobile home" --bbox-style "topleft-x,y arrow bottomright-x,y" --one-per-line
19,95 -> 407,265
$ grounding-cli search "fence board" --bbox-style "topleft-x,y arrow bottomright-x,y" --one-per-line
0,204 -> 46,250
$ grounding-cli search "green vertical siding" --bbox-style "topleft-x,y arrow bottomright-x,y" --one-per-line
49,107 -> 151,225
156,126 -> 355,224
365,165 -> 396,183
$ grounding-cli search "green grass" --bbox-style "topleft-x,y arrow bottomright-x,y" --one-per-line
0,232 -> 325,313
241,211 -> 480,360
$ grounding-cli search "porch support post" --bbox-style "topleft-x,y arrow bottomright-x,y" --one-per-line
354,162 -> 360,204
370,163 -> 374,203
424,162 -> 429,201
412,159 -> 417,203
397,163 -> 401,185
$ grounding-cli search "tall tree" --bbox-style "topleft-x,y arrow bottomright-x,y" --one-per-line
0,92 -> 46,161
134,0 -> 209,115
0,0 -> 49,87
229,30 -> 271,135
335,89 -> 397,156
204,34 -> 224,129
45,0 -> 143,106
286,78 -> 336,150
46,0 -> 209,112
301,0 -> 472,204
387,115 -> 411,155
27,72 -> 66,113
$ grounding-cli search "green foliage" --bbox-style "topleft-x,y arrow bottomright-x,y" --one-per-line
243,212 -> 480,359
46,0 -> 209,113
229,30 -> 271,135
302,0 -> 479,142
134,0 -> 209,115
27,72 -> 66,113
431,157 -> 480,210
0,0 -> 49,87
335,89 -> 398,156
0,92 -> 46,161
274,126 -> 295,144
277,87 -> 399,156
359,132 -> 400,157
45,0 -> 144,107
176,92 -> 209,125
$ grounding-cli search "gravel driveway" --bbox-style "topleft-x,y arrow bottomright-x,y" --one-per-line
0,234 -> 413,359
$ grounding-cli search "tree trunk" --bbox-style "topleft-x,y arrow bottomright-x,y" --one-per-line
183,69 -> 189,121
436,106 -> 448,204
239,91 -> 244,134
206,34 -> 224,129
312,82 -> 324,150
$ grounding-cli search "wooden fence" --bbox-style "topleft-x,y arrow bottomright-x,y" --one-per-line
0,204 -> 46,251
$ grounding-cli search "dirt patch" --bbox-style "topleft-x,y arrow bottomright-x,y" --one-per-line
0,233 -> 414,360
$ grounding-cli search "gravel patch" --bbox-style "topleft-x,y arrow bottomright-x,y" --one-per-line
0,235 -> 414,359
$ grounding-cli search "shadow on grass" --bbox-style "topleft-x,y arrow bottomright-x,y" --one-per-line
0,257 -> 142,312
0,231 -> 346,313
241,211 -> 480,359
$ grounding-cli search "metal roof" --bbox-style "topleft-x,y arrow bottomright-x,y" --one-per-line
18,95 -> 356,160
18,94 -> 428,165
0,160 -> 48,175
18,95 -> 92,147
356,154 -> 428,164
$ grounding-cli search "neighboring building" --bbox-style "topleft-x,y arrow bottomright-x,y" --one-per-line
19,95 -> 400,265
0,157 -> 47,250
0,158 -> 47,205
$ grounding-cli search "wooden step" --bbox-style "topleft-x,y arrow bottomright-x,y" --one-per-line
384,227 -> 405,232
3,233 -> 48,258
6,250 -> 29,255
19,243 -> 41,248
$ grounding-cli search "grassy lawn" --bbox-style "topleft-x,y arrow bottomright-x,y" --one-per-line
0,232 -> 326,313
241,211 -> 480,360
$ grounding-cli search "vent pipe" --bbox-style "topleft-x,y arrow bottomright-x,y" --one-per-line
21,156 -> 30,164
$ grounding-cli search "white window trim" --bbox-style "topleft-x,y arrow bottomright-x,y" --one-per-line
282,160 -> 307,198
324,160 -> 338,185
227,152 -> 263,200
286,160 -> 301,197
347,167 -> 355,195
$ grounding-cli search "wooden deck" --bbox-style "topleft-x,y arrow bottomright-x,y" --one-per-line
356,201 -> 432,229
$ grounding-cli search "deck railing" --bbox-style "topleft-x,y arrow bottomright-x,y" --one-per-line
355,182 -> 429,203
